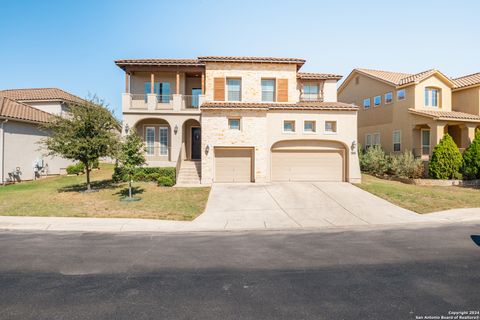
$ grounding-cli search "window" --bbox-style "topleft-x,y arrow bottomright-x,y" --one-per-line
283,120 -> 295,133
421,129 -> 430,155
303,83 -> 319,101
262,79 -> 276,102
227,78 -> 241,101
228,118 -> 240,130
325,121 -> 337,133
397,89 -> 406,101
393,130 -> 401,152
385,92 -> 393,104
145,127 -> 155,155
425,88 -> 439,107
159,127 -> 168,155
374,95 -> 381,107
363,98 -> 371,109
145,82 -> 171,103
365,134 -> 372,148
304,120 -> 316,133
373,133 -> 381,146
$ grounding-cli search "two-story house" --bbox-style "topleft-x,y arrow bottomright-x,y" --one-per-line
338,69 -> 480,159
116,56 -> 361,185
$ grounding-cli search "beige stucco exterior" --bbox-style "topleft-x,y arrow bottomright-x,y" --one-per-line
452,86 -> 480,115
0,120 -> 72,183
338,71 -> 480,156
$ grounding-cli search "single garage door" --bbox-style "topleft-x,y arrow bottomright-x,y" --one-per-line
214,148 -> 253,182
271,150 -> 344,182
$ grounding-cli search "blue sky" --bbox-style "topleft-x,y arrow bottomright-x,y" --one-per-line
1,0 -> 479,118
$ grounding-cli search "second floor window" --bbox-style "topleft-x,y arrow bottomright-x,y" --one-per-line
227,79 -> 241,101
425,88 -> 439,107
303,84 -> 319,101
397,89 -> 406,101
374,95 -> 381,107
385,92 -> 393,104
145,82 -> 170,103
363,98 -> 371,109
262,79 -> 276,102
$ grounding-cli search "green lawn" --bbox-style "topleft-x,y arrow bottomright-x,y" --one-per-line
0,164 -> 210,220
356,174 -> 480,213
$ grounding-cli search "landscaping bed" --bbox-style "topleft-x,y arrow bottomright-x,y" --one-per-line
0,164 -> 210,220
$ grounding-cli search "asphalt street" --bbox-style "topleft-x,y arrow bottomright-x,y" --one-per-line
0,223 -> 479,319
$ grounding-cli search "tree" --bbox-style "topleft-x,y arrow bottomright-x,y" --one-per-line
116,130 -> 146,198
462,129 -> 480,179
42,97 -> 120,191
428,133 -> 463,179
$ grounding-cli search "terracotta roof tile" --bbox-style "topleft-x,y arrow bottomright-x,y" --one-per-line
0,97 -> 52,123
197,56 -> 306,66
114,59 -> 204,67
408,108 -> 480,122
201,101 -> 358,111
297,72 -> 342,80
452,72 -> 480,89
354,68 -> 453,87
0,88 -> 84,104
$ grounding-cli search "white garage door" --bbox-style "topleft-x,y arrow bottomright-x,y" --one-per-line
271,150 -> 344,182
214,148 -> 253,182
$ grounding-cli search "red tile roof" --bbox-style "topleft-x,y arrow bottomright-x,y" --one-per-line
353,68 -> 453,87
0,97 -> 52,123
408,108 -> 480,122
201,101 -> 358,111
452,72 -> 480,90
0,88 -> 84,104
198,56 -> 305,66
115,58 -> 204,68
297,72 -> 342,81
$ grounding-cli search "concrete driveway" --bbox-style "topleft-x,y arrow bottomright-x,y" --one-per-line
195,182 -> 431,230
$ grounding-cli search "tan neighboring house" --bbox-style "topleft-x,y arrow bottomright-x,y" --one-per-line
0,88 -> 81,183
116,56 -> 361,184
338,69 -> 480,158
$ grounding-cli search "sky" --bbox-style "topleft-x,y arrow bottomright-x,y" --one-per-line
1,0 -> 479,119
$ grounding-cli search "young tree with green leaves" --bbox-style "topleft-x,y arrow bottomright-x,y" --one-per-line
428,133 -> 463,179
42,97 -> 120,191
116,129 -> 146,199
462,129 -> 480,179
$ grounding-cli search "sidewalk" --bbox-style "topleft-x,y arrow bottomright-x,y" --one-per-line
0,208 -> 479,233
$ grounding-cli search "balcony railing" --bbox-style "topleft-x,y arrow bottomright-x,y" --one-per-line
182,95 -> 200,110
122,93 -> 204,113
300,93 -> 324,102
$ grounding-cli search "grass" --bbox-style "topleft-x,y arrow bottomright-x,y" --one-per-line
356,173 -> 480,213
0,164 -> 210,220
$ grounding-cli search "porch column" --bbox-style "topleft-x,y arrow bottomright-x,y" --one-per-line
431,122 -> 446,149
201,72 -> 205,95
150,73 -> 154,93
176,72 -> 180,94
125,72 -> 130,93
461,124 -> 478,148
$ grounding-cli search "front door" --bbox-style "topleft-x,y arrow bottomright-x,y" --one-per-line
191,127 -> 201,160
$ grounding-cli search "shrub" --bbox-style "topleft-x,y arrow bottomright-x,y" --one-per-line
91,159 -> 100,169
66,162 -> 85,175
462,129 -> 480,179
112,166 -> 176,185
390,151 -> 424,179
158,176 -> 175,187
359,146 -> 390,176
429,133 -> 463,179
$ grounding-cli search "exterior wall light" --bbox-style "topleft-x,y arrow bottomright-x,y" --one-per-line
174,125 -> 179,135
124,123 -> 129,134
351,140 -> 357,154
205,144 -> 210,155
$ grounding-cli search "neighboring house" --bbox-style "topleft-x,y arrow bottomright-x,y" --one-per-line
0,88 -> 82,183
116,56 -> 361,184
338,69 -> 480,158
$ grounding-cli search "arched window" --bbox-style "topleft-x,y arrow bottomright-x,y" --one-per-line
425,87 -> 440,107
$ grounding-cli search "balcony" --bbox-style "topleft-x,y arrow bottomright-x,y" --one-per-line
300,92 -> 324,102
123,93 -> 204,113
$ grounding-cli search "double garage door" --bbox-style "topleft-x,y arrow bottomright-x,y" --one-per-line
271,150 -> 345,182
214,145 -> 345,182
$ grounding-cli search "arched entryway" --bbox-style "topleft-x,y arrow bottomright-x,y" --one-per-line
134,118 -> 172,162
182,119 -> 201,160
270,140 -> 348,182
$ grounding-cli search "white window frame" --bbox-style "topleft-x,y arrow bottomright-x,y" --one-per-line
363,98 -> 371,109
421,129 -> 431,155
365,133 -> 372,149
373,133 -> 381,146
374,95 -> 381,107
261,79 -> 276,102
392,130 -> 401,152
159,126 -> 168,156
324,121 -> 337,134
425,87 -> 440,108
226,78 -> 242,102
283,120 -> 296,133
303,120 -> 316,133
145,127 -> 155,155
385,92 -> 393,104
228,118 -> 241,130
397,89 -> 406,101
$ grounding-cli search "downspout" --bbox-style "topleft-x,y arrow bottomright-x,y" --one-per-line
0,119 -> 8,185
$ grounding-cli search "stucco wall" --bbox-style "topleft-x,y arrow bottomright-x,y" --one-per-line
1,120 -> 72,182
26,101 -> 65,115
414,76 -> 453,111
452,87 -> 480,115
204,62 -> 298,103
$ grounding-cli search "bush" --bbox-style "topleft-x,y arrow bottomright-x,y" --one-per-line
429,133 -> 463,179
112,166 -> 176,185
91,159 -> 100,169
158,176 -> 175,187
390,151 -> 424,179
359,146 -> 390,176
66,162 -> 85,175
462,129 -> 480,180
